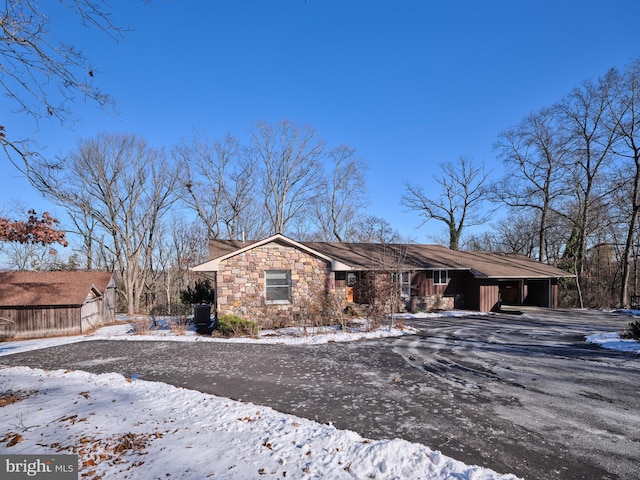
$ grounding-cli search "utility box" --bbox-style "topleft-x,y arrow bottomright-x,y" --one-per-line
193,304 -> 215,334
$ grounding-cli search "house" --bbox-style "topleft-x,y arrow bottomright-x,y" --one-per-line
0,271 -> 116,340
191,234 -> 571,324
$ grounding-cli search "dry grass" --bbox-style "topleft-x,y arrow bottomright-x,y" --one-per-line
131,317 -> 153,335
168,317 -> 189,335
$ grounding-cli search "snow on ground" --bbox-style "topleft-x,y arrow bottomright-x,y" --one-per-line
0,366 -> 522,480
0,311 -> 484,357
6,308 -> 636,478
585,309 -> 640,355
0,311 -> 522,479
585,332 -> 640,354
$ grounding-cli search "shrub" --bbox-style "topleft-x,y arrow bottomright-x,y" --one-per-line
216,314 -> 259,337
623,320 -> 640,340
168,317 -> 190,335
293,289 -> 329,332
343,305 -> 360,318
180,279 -> 216,305
131,317 -> 153,335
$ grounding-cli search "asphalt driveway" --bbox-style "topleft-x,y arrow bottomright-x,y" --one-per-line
1,308 -> 638,480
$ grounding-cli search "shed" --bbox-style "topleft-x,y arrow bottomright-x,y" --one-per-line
0,271 -> 116,340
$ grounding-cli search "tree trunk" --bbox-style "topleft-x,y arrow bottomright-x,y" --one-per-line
620,180 -> 640,308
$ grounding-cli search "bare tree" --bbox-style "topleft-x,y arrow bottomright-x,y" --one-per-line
363,244 -> 410,329
0,0 -> 136,170
175,133 -> 238,239
1,242 -> 54,271
30,132 -> 178,315
309,145 -> 368,241
464,212 -> 541,256
494,108 -> 570,262
174,132 -> 268,240
351,215 -> 403,244
556,76 -> 617,307
251,120 -> 324,235
174,132 -> 227,240
65,205 -> 100,270
402,156 -> 489,251
463,231 -> 500,251
148,217 -> 209,315
604,59 -> 640,308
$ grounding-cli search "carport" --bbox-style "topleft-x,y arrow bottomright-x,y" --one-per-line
498,278 -> 557,308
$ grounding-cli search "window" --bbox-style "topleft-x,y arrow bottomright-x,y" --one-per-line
265,270 -> 291,303
393,271 -> 411,298
433,270 -> 448,285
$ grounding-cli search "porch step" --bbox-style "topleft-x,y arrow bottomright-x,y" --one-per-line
344,303 -> 366,318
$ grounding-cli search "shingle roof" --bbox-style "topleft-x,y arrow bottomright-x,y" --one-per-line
208,239 -> 255,259
303,242 -> 569,278
0,271 -> 114,307
205,236 -> 570,279
440,249 -> 571,278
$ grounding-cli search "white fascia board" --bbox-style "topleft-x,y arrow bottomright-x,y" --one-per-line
191,259 -> 220,272
331,259 -> 354,271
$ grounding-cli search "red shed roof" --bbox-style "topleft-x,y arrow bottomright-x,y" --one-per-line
0,271 -> 114,307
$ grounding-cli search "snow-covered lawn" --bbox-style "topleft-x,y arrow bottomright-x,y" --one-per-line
585,332 -> 640,354
0,366 -> 521,480
586,309 -> 640,355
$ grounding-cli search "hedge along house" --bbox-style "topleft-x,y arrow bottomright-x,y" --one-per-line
191,234 -> 571,324
0,271 -> 116,340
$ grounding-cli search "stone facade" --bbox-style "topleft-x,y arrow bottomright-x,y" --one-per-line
216,241 -> 334,326
409,294 -> 455,312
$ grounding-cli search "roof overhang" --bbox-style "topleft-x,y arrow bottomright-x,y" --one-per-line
470,272 -> 574,280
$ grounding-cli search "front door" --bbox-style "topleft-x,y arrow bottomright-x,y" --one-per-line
346,273 -> 356,303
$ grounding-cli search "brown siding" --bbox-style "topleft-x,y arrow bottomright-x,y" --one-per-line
413,271 -> 449,296
409,271 -> 466,311
479,281 -> 500,312
0,306 -> 82,339
499,281 -> 522,304
412,271 -> 427,296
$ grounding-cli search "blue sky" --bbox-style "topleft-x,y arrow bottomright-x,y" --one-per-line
3,0 -> 640,243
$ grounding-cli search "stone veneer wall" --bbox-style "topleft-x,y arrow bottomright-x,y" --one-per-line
409,295 -> 455,312
216,242 -> 333,326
